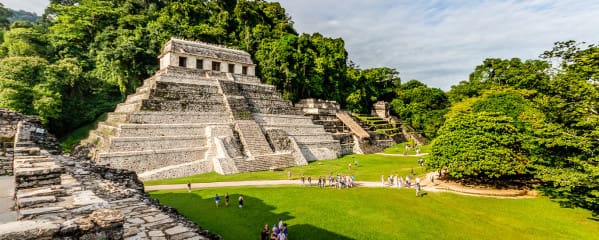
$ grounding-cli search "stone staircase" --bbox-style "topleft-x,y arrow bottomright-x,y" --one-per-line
255,114 -> 340,161
235,121 -> 273,156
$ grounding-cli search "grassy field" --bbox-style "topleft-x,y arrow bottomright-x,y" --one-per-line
150,187 -> 599,240
144,153 -> 428,185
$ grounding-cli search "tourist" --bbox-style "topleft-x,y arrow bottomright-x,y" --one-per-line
261,224 -> 270,240
215,194 -> 220,208
271,225 -> 279,240
301,175 -> 305,186
416,182 -> 421,197
317,177 -> 322,188
348,163 -> 352,171
187,182 -> 191,193
410,168 -> 414,176
399,176 -> 403,188
381,175 -> 385,187
238,194 -> 244,208
287,170 -> 291,180
416,147 -> 420,155
277,229 -> 287,240
282,223 -> 288,237
308,176 -> 312,186
278,218 -> 283,229
225,192 -> 230,207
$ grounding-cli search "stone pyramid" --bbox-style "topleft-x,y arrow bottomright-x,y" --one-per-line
84,38 -> 341,180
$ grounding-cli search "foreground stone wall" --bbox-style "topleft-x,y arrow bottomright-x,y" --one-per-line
0,111 -> 220,239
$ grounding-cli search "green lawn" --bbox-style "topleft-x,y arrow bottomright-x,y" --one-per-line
144,153 -> 427,185
150,187 -> 599,240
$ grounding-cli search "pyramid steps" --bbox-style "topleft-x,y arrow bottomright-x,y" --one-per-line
236,121 -> 273,156
106,135 -> 207,152
140,99 -> 226,112
114,101 -> 142,113
137,159 -> 214,181
255,114 -> 314,125
117,123 -> 226,137
106,112 -> 230,124
96,147 -> 208,173
262,124 -> 328,135
233,153 -> 295,172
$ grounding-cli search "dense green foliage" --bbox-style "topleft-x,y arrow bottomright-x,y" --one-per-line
0,0 -> 406,136
391,80 -> 449,138
151,187 -> 599,239
432,41 -> 599,215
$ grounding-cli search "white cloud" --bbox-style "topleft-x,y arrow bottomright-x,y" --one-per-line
280,0 -> 599,90
2,0 -> 48,15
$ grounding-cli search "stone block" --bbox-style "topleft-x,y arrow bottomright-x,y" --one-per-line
17,195 -> 56,208
0,220 -> 59,240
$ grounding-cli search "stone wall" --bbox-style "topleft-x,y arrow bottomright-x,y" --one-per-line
0,109 -> 61,176
0,118 -> 220,240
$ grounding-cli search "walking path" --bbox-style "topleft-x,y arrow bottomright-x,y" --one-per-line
375,153 -> 429,157
0,176 -> 16,224
144,176 -> 536,199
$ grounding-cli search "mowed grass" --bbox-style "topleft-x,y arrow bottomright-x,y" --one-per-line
150,187 -> 599,240
144,153 -> 428,185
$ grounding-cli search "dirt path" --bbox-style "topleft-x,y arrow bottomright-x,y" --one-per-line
145,174 -> 537,199
375,153 -> 429,157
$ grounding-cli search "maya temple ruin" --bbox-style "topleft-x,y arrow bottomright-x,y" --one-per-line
0,38 -> 408,239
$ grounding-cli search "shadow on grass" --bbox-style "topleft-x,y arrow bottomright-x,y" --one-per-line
150,191 -> 354,240
289,224 -> 355,240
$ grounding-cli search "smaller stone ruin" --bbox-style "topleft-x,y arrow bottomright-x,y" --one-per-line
372,101 -> 390,120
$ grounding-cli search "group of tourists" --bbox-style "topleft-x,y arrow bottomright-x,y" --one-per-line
301,173 -> 355,189
382,174 -> 422,196
261,218 -> 288,240
214,192 -> 244,208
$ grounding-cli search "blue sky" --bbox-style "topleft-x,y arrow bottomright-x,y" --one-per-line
4,0 -> 599,90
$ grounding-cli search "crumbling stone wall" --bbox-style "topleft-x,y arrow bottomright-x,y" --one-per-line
0,112 -> 220,239
0,109 -> 61,176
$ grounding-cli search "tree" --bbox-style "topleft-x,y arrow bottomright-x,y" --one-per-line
448,58 -> 550,102
2,22 -> 50,57
429,88 -> 540,182
0,3 -> 10,29
391,80 -> 449,138
532,42 -> 599,215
